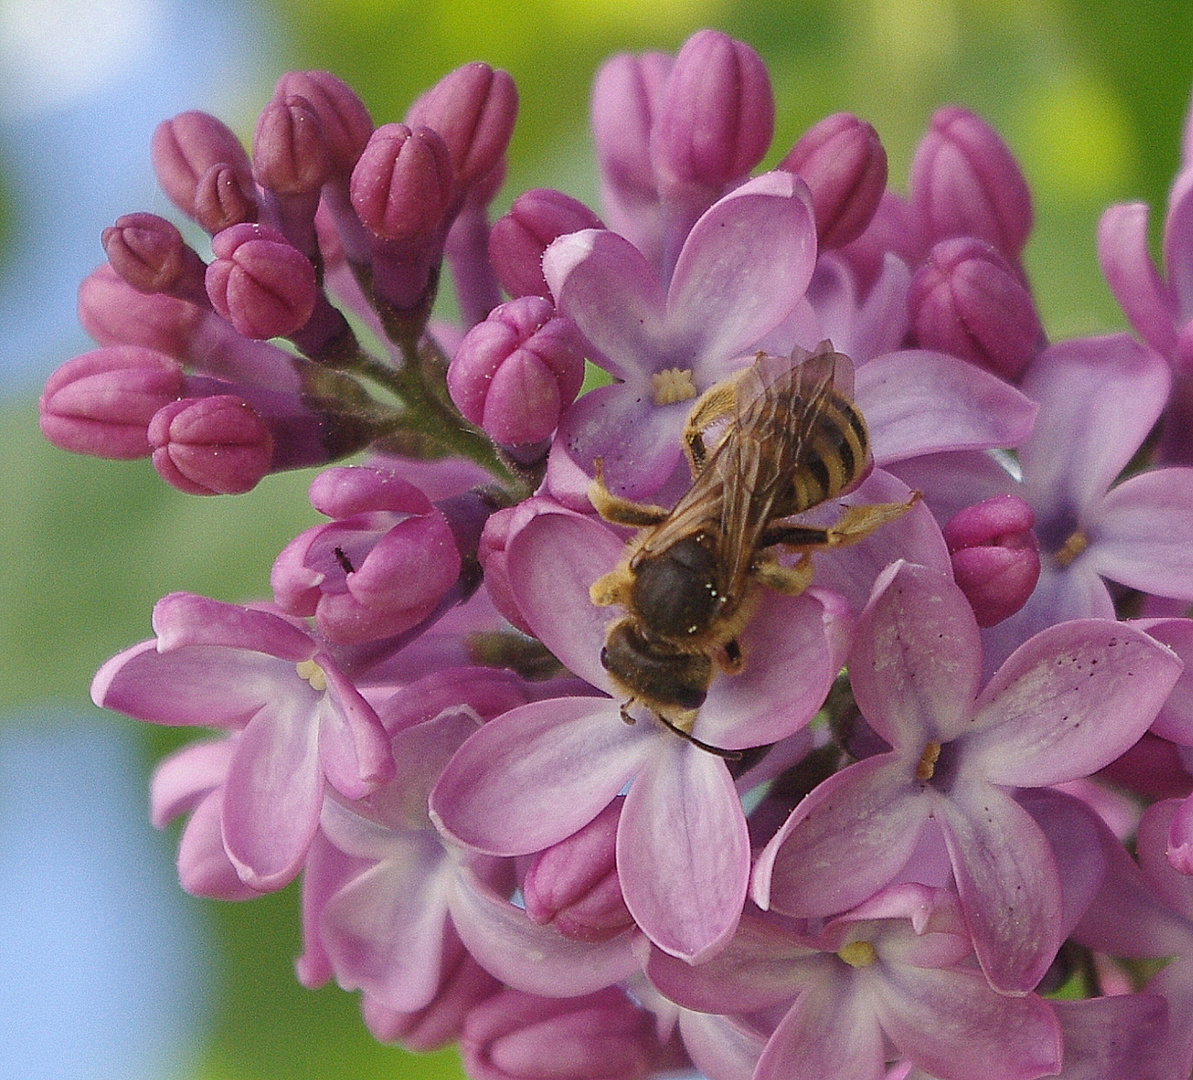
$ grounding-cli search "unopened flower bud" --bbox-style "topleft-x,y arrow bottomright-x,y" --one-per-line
102,212 -> 209,305
253,95 -> 332,196
910,237 -> 1044,380
448,296 -> 585,445
943,494 -> 1040,627
40,346 -> 185,459
273,71 -> 374,178
271,465 -> 465,643
522,798 -> 633,942
350,123 -> 454,241
205,223 -> 318,339
488,189 -> 604,299
476,504 -> 535,636
909,106 -> 1033,260
652,30 -> 773,195
780,112 -> 888,249
461,988 -> 664,1080
193,163 -> 259,233
78,265 -> 205,357
406,62 -> 518,196
148,394 -> 274,495
151,111 -> 255,225
591,51 -> 670,252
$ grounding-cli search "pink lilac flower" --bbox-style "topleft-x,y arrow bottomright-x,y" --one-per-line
91,592 -> 394,889
895,332 -> 1193,669
648,885 -> 1063,1080
753,560 -> 1182,993
431,500 -> 852,962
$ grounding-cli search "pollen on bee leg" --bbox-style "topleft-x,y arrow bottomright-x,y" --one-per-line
651,367 -> 698,406
296,658 -> 327,691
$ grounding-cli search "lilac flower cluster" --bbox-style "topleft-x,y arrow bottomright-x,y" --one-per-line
42,27 -> 1193,1080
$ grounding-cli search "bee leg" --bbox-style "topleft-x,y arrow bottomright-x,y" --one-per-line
590,565 -> 635,607
760,494 -> 919,552
682,374 -> 745,474
619,701 -> 637,725
753,552 -> 816,596
589,459 -> 671,527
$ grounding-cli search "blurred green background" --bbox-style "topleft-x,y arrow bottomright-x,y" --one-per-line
1,0 -> 1192,1077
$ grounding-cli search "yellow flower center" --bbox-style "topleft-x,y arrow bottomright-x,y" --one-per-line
1054,528 -> 1090,568
837,940 -> 877,968
916,741 -> 942,781
296,658 -> 327,692
651,367 -> 698,406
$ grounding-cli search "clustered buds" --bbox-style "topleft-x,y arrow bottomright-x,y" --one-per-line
48,26 -> 1193,1080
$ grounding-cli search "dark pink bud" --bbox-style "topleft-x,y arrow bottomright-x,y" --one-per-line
406,63 -> 518,194
477,504 -> 535,637
460,988 -> 662,1080
910,237 -> 1043,380
273,71 -> 374,177
448,296 -> 585,445
909,106 -> 1033,260
78,265 -> 204,357
205,223 -> 317,339
271,464 -> 463,643
651,29 -> 774,193
151,111 -> 255,223
148,394 -> 273,495
39,346 -> 185,459
193,163 -> 258,233
488,188 -> 604,299
780,112 -> 888,249
943,494 -> 1040,627
102,212 -> 209,304
522,798 -> 632,942
350,123 -> 454,241
253,96 -> 332,195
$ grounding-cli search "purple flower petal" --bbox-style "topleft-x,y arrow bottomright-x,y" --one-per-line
151,591 -> 315,659
617,739 -> 750,961
447,866 -> 639,996
319,838 -> 452,1011
543,229 -> 666,378
222,701 -> 324,889
696,589 -> 842,749
505,507 -> 625,692
429,697 -> 649,855
874,965 -> 1062,1080
752,754 -> 932,917
849,562 -> 982,747
967,620 -> 1183,787
1165,166 -> 1193,321
1019,334 -> 1170,517
1098,201 -> 1178,354
856,349 -> 1037,465
669,171 -> 817,367
1089,466 -> 1193,599
935,782 -> 1063,994
754,983 -> 883,1080
315,659 -> 395,798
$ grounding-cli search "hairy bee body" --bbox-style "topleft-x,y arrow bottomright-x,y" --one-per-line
589,342 -> 914,756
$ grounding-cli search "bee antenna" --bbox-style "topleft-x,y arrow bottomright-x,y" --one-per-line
654,715 -> 742,760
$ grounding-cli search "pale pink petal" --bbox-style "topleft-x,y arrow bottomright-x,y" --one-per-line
968,620 -> 1182,787
1098,201 -> 1178,354
752,754 -> 932,917
936,782 -> 1063,994
222,702 -> 324,889
617,739 -> 750,961
429,697 -> 649,855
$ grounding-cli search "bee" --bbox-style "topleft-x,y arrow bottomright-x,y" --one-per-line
588,342 -> 916,757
